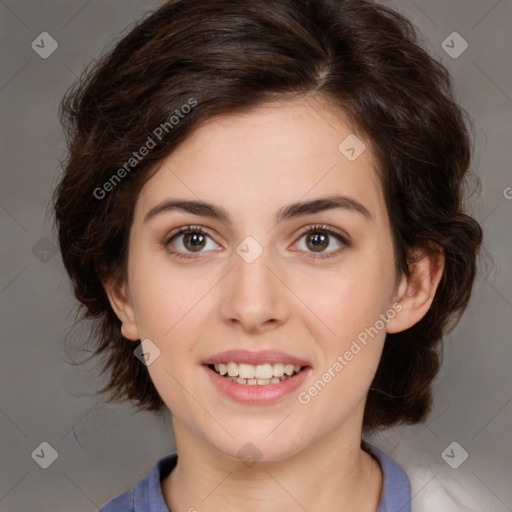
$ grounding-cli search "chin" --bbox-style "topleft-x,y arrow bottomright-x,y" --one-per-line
207,431 -> 307,465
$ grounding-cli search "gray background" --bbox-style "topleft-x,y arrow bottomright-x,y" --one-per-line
0,0 -> 510,510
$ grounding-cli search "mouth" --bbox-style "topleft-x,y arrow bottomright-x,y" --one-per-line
207,362 -> 306,385
202,350 -> 312,402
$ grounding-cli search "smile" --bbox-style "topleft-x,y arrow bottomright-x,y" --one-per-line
209,362 -> 304,385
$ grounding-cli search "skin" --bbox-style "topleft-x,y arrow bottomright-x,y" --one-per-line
104,97 -> 444,512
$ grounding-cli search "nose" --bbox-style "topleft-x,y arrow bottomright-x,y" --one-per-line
219,248 -> 291,335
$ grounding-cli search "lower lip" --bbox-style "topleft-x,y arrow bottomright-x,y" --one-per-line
203,365 -> 311,404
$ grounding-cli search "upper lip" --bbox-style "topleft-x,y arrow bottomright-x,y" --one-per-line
203,350 -> 312,367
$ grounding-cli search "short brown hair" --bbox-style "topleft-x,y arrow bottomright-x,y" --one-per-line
53,0 -> 483,430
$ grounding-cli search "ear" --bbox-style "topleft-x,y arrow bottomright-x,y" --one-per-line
386,244 -> 445,334
101,273 -> 140,341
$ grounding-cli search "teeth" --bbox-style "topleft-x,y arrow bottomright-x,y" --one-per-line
213,361 -> 304,380
273,363 -> 285,377
224,375 -> 293,385
239,363 -> 255,379
255,363 -> 273,379
227,362 -> 238,377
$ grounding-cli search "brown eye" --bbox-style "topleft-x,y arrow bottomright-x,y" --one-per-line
166,226 -> 219,256
294,225 -> 349,259
305,232 -> 329,252
183,232 -> 206,252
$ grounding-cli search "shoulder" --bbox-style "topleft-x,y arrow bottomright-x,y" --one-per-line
404,462 -> 483,512
366,435 -> 484,512
98,452 -> 178,512
99,489 -> 134,512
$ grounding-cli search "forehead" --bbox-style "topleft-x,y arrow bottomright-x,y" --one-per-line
135,98 -> 387,227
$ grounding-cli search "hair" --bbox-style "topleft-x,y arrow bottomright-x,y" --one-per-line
53,0 -> 483,431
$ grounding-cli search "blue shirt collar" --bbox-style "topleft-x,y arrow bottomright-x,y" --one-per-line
100,441 -> 411,512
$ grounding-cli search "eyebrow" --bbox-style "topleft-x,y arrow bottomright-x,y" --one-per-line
143,194 -> 373,225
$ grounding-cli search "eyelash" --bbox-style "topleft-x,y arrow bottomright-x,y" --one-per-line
295,224 -> 351,259
164,225 -> 213,260
163,224 -> 351,260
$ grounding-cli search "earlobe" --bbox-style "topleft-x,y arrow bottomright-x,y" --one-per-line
386,245 -> 445,334
101,274 -> 140,341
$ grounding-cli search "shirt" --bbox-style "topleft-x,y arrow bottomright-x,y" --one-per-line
99,441 -> 412,512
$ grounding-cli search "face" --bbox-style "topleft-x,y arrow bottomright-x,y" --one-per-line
111,98 -> 408,462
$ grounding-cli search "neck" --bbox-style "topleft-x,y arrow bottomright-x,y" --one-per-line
162,420 -> 382,512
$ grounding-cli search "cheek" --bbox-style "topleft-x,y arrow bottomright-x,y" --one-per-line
298,256 -> 394,409
128,263 -> 215,411
128,248 -> 219,339
300,247 -> 396,342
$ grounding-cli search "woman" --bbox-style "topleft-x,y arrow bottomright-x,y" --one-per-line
53,0 -> 483,510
